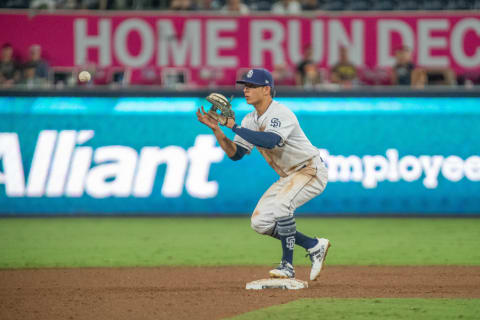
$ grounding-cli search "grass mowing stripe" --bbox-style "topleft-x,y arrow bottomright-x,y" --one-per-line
230,298 -> 480,320
0,218 -> 479,268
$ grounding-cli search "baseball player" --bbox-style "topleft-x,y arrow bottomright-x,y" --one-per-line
196,68 -> 330,280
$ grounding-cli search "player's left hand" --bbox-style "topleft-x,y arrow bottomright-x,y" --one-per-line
225,118 -> 236,129
197,106 -> 219,130
205,93 -> 235,126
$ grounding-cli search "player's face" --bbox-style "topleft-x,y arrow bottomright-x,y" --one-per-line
243,84 -> 269,105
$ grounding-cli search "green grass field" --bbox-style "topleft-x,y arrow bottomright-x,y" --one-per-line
1,217 -> 479,320
231,298 -> 480,320
1,217 -> 480,268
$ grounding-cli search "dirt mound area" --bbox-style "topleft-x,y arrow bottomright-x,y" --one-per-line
1,266 -> 479,320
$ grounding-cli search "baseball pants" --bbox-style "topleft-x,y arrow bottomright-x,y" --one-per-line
251,155 -> 328,235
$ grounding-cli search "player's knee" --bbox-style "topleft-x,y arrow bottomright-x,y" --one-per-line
251,215 -> 275,235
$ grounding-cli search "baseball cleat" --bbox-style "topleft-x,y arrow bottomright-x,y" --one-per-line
307,238 -> 331,281
269,260 -> 295,279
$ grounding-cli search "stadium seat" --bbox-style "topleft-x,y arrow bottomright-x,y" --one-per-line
358,67 -> 392,86
425,68 -> 457,86
422,0 -> 445,10
444,0 -> 473,10
396,0 -> 419,10
321,0 -> 346,10
346,0 -> 371,10
109,68 -> 131,87
161,68 -> 190,88
198,67 -> 225,87
457,71 -> 480,86
138,67 -> 160,86
454,0 -> 472,9
50,67 -> 77,88
3,0 -> 28,8
92,68 -> 109,86
371,0 -> 395,10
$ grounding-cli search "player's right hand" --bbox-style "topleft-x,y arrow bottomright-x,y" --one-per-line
196,106 -> 219,130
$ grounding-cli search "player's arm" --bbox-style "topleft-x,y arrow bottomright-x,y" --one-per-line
223,118 -> 281,149
212,126 -> 239,159
212,125 -> 249,161
231,124 -> 281,149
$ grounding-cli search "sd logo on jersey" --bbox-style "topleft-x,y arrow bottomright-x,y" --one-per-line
270,118 -> 281,128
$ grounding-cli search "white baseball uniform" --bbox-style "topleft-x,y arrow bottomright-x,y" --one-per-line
234,100 -> 328,235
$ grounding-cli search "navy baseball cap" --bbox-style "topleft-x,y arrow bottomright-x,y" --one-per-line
236,68 -> 274,88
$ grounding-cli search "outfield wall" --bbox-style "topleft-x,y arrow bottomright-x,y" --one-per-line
1,89 -> 479,215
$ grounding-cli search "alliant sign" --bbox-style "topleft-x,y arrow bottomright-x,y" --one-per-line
1,131 -> 479,199
0,131 -> 224,199
320,149 -> 480,189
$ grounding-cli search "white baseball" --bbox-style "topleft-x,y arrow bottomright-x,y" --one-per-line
78,71 -> 91,82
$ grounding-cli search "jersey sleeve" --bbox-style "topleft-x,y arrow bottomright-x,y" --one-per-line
233,115 -> 254,152
264,106 -> 296,143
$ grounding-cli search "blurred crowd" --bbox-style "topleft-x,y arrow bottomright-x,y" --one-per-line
0,43 -> 50,88
274,45 -> 464,90
1,41 -> 475,90
1,0 -> 480,11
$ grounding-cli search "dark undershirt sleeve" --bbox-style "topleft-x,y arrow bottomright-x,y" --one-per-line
232,125 -> 282,149
229,144 -> 248,161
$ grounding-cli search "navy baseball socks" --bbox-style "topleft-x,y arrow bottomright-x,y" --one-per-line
271,218 -> 319,253
295,231 -> 318,249
269,216 -> 324,279
276,216 -> 296,264
269,216 -> 296,278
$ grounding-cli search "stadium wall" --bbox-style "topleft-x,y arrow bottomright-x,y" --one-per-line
1,11 -> 479,85
0,88 -> 479,215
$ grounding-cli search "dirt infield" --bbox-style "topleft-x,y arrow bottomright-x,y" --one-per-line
1,266 -> 479,320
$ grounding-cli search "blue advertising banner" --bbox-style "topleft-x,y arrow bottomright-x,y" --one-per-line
1,96 -> 479,215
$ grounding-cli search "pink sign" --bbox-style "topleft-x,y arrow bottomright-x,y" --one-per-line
2,11 -> 479,85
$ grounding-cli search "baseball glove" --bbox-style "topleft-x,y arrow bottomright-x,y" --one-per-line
206,93 -> 235,126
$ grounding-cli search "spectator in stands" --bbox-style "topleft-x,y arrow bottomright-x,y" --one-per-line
296,46 -> 317,86
30,0 -> 56,9
303,63 -> 323,89
301,0 -> 319,10
271,0 -> 302,14
392,46 -> 415,86
330,46 -> 357,88
25,45 -> 49,81
62,0 -> 79,9
391,46 -> 427,88
0,43 -> 20,88
221,0 -> 249,14
19,62 -> 47,88
170,0 -> 197,10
